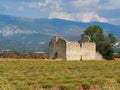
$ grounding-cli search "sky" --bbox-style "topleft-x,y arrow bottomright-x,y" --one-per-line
0,0 -> 119,25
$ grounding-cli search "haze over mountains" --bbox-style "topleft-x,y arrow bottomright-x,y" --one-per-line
0,14 -> 120,52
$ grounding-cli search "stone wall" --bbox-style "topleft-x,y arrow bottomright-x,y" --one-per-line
49,36 -> 103,60
95,52 -> 103,60
49,36 -> 66,60
81,42 -> 96,60
66,42 -> 96,60
56,38 -> 66,59
66,42 -> 81,60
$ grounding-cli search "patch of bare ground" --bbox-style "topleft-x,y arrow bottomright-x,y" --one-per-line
115,58 -> 120,60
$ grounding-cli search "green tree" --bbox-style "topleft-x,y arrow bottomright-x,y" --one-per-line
108,33 -> 117,45
84,25 -> 105,42
84,25 -> 117,60
98,42 -> 115,60
84,25 -> 105,51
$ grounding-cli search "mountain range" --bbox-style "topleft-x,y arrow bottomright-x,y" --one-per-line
0,14 -> 120,52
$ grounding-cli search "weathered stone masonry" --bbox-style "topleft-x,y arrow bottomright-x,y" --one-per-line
49,35 -> 102,60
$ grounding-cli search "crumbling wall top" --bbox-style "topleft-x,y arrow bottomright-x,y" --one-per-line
49,36 -> 68,45
78,34 -> 90,43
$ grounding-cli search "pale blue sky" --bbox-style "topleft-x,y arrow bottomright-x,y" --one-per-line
0,0 -> 120,25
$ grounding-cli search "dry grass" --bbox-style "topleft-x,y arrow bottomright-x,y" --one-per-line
0,59 -> 120,90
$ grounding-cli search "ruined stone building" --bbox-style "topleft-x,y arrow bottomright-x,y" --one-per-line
49,35 -> 102,60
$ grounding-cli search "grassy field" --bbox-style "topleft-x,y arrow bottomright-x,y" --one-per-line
0,59 -> 120,90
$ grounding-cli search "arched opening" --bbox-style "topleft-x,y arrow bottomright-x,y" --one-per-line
53,51 -> 58,59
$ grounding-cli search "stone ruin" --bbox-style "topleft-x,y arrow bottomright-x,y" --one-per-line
49,34 -> 103,60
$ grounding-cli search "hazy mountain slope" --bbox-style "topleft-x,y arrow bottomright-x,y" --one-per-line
0,14 -> 120,52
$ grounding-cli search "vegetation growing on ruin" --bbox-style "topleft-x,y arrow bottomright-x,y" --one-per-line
0,59 -> 120,90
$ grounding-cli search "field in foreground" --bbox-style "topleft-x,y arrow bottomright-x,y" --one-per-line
0,59 -> 120,90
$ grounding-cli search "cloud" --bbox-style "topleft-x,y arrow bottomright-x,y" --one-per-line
0,5 -> 13,12
48,11 -> 108,23
25,0 -> 61,9
108,18 -> 120,25
78,12 -> 108,22
72,0 -> 99,10
48,12 -> 75,21
99,0 -> 120,10
24,0 -> 62,13
0,0 -> 119,25
18,6 -> 24,11
24,0 -> 107,23
47,0 -> 108,23
99,9 -> 120,18
0,0 -> 43,2
26,2 -> 46,8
